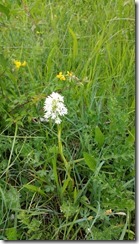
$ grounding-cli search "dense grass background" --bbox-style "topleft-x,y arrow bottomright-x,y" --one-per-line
0,0 -> 135,240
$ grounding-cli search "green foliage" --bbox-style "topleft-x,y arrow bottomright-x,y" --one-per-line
22,184 -> 46,196
83,152 -> 97,172
5,227 -> 17,241
0,0 -> 135,241
5,187 -> 20,211
0,4 -> 10,19
95,126 -> 105,148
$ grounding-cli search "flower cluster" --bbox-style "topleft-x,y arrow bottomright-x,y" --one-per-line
43,92 -> 68,124
56,71 -> 73,81
13,60 -> 27,69
67,71 -> 73,77
56,72 -> 66,81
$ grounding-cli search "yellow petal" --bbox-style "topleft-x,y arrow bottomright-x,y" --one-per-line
21,61 -> 27,67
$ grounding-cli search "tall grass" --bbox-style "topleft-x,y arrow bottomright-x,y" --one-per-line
0,0 -> 135,240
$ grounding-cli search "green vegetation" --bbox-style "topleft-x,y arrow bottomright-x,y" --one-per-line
0,0 -> 135,240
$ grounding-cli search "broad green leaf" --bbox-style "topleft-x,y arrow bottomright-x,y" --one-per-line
0,4 -> 10,19
95,126 -> 104,148
23,184 -> 46,196
83,152 -> 97,172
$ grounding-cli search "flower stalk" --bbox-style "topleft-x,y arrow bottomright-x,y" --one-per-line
43,91 -> 72,196
57,124 -> 68,169
57,124 -> 74,196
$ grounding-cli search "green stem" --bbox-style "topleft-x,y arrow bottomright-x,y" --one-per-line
57,124 -> 68,169
69,158 -> 84,163
57,124 -> 74,196
52,150 -> 61,199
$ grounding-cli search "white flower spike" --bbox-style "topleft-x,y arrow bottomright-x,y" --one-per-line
43,92 -> 68,124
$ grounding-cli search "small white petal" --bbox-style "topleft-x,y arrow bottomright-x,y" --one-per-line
40,117 -> 47,122
55,117 -> 61,124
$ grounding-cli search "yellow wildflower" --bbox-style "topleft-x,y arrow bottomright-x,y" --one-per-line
67,71 -> 73,77
56,72 -> 66,81
13,60 -> 27,69
21,61 -> 27,67
14,60 -> 22,69
36,31 -> 43,35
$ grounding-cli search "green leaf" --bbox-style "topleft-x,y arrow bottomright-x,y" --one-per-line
0,4 -> 10,19
5,227 -> 17,240
6,187 -> 20,210
83,152 -> 97,172
95,126 -> 104,148
62,176 -> 71,194
23,184 -> 46,196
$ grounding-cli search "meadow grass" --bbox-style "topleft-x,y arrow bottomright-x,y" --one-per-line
0,0 -> 135,240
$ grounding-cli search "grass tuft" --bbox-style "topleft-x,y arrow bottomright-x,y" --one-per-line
0,0 -> 135,240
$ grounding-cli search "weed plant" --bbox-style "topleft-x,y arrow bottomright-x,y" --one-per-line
0,0 -> 135,240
